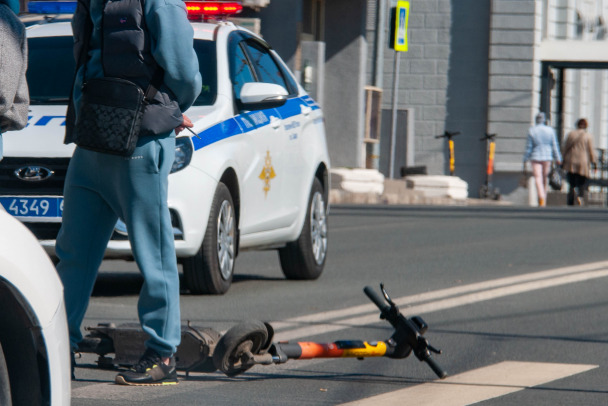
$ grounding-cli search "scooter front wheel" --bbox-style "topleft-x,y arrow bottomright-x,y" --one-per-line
213,320 -> 269,377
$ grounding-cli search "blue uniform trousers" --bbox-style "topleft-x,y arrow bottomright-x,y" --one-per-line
56,134 -> 180,357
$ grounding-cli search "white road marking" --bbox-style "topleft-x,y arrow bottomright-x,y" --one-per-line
337,361 -> 598,406
274,260 -> 608,341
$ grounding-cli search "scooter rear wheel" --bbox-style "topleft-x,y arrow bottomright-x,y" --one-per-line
213,320 -> 269,377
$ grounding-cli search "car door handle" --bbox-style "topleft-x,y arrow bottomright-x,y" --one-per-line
270,116 -> 281,129
301,105 -> 312,116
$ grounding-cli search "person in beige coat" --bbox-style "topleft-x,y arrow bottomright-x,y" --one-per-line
562,118 -> 597,205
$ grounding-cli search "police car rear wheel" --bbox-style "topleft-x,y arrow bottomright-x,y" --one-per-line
183,183 -> 235,294
278,178 -> 327,280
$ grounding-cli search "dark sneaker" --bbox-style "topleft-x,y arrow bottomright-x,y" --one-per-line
115,349 -> 178,386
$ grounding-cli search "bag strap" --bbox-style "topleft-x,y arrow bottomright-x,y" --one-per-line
144,65 -> 164,103
65,0 -> 92,141
137,0 -> 164,102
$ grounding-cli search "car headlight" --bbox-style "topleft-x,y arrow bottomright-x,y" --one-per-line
171,136 -> 194,173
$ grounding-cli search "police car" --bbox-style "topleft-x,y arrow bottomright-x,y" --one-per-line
0,208 -> 71,405
2,1 -> 330,294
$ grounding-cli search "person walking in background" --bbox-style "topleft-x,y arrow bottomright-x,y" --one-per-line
562,118 -> 597,206
0,0 -> 29,162
523,112 -> 562,207
56,0 -> 201,385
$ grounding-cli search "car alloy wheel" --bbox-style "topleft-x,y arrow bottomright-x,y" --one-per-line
310,191 -> 327,265
278,178 -> 327,280
217,200 -> 235,281
182,183 -> 236,294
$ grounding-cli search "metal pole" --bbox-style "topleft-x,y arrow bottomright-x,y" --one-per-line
373,0 -> 387,88
389,50 -> 400,179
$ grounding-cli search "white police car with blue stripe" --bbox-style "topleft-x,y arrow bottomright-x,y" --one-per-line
1,1 -> 330,294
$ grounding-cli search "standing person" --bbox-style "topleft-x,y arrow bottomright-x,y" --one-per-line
562,118 -> 597,206
56,0 -> 201,386
0,0 -> 29,161
523,112 -> 562,207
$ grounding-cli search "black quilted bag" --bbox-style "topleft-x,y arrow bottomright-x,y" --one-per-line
74,77 -> 146,156
548,165 -> 563,191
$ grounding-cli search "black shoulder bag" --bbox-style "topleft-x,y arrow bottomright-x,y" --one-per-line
72,1 -> 163,156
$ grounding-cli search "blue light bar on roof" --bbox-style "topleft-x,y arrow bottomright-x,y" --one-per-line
28,1 -> 77,14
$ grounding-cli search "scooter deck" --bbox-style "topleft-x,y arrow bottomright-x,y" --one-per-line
78,323 -> 221,373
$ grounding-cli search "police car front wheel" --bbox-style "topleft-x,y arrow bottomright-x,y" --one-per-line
183,183 -> 236,295
278,178 -> 327,280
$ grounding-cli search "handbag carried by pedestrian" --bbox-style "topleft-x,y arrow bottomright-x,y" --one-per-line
74,70 -> 162,156
548,164 -> 563,191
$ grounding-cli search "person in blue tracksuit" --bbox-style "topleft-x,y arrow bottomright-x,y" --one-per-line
56,0 -> 201,385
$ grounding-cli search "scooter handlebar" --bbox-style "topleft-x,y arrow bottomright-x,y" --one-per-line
365,285 -> 449,379
424,355 -> 448,379
363,286 -> 390,313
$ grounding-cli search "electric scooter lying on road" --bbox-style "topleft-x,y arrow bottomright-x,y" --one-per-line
78,284 -> 448,380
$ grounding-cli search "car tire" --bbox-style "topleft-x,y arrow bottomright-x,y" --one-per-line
278,178 -> 328,280
183,183 -> 236,295
0,342 -> 11,406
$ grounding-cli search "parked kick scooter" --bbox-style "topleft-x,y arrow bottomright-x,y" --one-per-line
435,131 -> 460,176
479,133 -> 500,200
78,284 -> 447,379
212,284 -> 447,379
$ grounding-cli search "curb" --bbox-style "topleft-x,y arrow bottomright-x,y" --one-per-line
329,189 -> 513,206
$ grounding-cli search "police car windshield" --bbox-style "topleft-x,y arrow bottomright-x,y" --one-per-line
27,36 -> 74,104
27,37 -> 217,106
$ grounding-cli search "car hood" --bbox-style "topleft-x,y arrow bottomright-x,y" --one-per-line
3,105 -> 75,158
3,104 -> 227,158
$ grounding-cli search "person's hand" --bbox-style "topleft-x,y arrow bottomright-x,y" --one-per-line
175,114 -> 193,135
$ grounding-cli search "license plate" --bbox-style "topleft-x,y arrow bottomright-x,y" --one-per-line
0,196 -> 64,220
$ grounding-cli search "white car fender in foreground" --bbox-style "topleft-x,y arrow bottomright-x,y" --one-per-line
0,209 -> 71,405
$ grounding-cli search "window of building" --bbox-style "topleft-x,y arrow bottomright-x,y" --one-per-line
302,0 -> 325,41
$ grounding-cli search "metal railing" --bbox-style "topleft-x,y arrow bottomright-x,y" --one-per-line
587,148 -> 608,206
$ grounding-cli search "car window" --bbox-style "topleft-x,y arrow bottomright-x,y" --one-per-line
192,39 -> 217,106
26,36 -> 217,106
271,50 -> 299,96
27,36 -> 75,104
242,40 -> 289,91
229,40 -> 256,99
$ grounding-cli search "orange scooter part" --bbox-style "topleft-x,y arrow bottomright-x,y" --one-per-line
296,341 -> 388,359
487,142 -> 495,175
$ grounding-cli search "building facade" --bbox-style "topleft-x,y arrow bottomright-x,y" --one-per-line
246,0 -> 608,203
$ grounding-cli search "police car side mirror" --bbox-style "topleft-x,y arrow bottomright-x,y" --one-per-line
239,82 -> 288,110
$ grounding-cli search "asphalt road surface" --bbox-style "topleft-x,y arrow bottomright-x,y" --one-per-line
71,204 -> 608,405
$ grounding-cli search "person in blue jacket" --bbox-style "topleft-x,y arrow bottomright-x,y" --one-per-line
56,0 -> 201,386
523,112 -> 562,207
